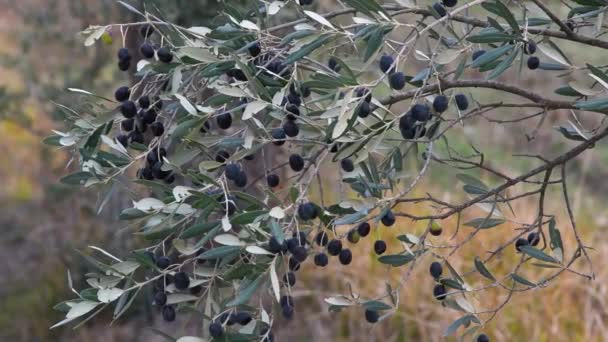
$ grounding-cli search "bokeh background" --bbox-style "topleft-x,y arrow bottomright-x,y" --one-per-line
1,0 -> 607,341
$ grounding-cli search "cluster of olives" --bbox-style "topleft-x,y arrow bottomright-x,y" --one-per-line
515,231 -> 540,251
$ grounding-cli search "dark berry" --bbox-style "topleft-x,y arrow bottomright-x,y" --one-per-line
265,173 -> 279,188
287,93 -> 301,107
289,154 -> 305,172
268,237 -> 284,254
527,232 -> 540,246
524,40 -> 537,55
410,104 -> 429,122
301,86 -> 311,98
118,59 -> 130,71
248,42 -> 261,57
374,240 -> 387,255
121,118 -> 134,131
138,167 -> 153,180
288,257 -> 301,271
515,237 -> 529,251
140,25 -> 154,38
433,95 -> 449,113
225,164 -> 241,180
162,305 -> 176,322
209,322 -> 224,338
286,104 -> 300,118
156,256 -> 171,269
271,127 -> 286,145
338,248 -> 352,265
140,43 -> 155,59
297,202 -> 316,221
379,54 -> 394,73
199,121 -> 211,133
150,122 -> 164,136
114,86 -> 130,102
430,223 -> 443,236
215,150 -> 230,163
433,284 -> 447,300
138,95 -> 150,109
381,210 -> 396,226
328,57 -> 340,72
347,229 -> 360,244
292,246 -> 308,263
174,271 -> 190,290
280,295 -> 294,308
282,304 -> 294,319
365,309 -> 379,323
283,120 -> 299,137
357,101 -> 371,118
388,72 -> 406,90
442,0 -> 457,7
327,239 -> 342,256
300,0 -> 313,5
117,48 -> 131,61
129,130 -> 144,144
430,261 -> 443,279
527,56 -> 540,70
315,231 -> 329,246
455,94 -> 469,110
314,253 -> 329,267
120,101 -> 137,118
154,292 -> 167,306
234,311 -> 252,325
217,113 -> 233,129
229,69 -> 247,81
357,222 -> 371,237
283,272 -> 296,286
157,47 -> 173,63
341,159 -> 355,172
477,333 -> 490,342
234,171 -> 248,187
472,50 -> 486,61
433,2 -> 447,17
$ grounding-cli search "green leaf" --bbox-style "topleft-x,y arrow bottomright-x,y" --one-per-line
378,253 -> 415,267
270,219 -> 285,243
42,134 -> 63,146
464,218 -> 505,229
441,278 -> 465,291
344,0 -> 388,17
519,245 -> 559,263
587,64 -> 608,85
556,126 -> 586,141
466,31 -> 515,43
226,273 -> 265,306
554,85 -> 583,96
487,47 -> 517,79
474,257 -> 496,281
182,221 -> 220,239
334,210 -> 367,225
470,44 -> 513,68
285,34 -> 334,65
119,208 -> 148,220
230,210 -> 268,225
364,26 -> 389,62
198,246 -> 242,260
362,300 -> 392,311
84,123 -> 105,153
511,273 -> 536,287
548,218 -> 564,262
443,314 -> 479,337
456,174 -> 488,191
482,0 -> 520,33
60,171 -> 93,186
575,97 -> 608,110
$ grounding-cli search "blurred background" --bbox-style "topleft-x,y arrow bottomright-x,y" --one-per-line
0,0 -> 606,341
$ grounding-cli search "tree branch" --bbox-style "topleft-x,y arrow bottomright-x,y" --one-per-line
380,78 -> 608,115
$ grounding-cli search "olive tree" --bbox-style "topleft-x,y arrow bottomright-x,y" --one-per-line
47,0 -> 608,340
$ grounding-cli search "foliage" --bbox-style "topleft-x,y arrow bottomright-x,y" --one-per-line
48,0 -> 608,340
